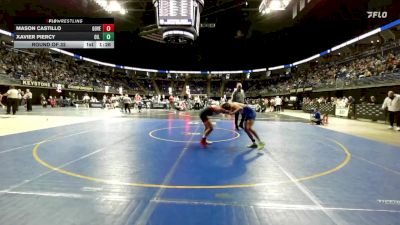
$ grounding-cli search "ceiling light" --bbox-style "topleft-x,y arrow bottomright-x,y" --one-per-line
95,0 -> 108,8
259,0 -> 290,15
94,0 -> 126,14
270,0 -> 284,10
282,0 -> 290,7
108,1 -> 122,12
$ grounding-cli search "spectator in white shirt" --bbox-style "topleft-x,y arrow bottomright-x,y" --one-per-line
275,96 -> 282,112
270,98 -> 275,112
24,89 -> 33,111
82,93 -> 90,108
17,89 -> 23,107
382,91 -> 400,131
0,93 -> 5,109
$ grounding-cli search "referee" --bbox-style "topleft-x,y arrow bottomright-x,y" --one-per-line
3,86 -> 19,115
231,83 -> 245,130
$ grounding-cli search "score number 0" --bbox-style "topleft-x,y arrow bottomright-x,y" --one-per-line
102,32 -> 114,41
102,24 -> 115,32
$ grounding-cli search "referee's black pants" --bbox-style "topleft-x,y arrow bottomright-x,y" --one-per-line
389,111 -> 400,127
27,99 -> 32,111
124,103 -> 131,113
7,98 -> 18,115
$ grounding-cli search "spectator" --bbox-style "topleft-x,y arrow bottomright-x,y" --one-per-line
270,98 -> 275,112
275,96 -> 282,112
382,91 -> 400,131
40,93 -> 47,108
0,93 -> 5,109
369,96 -> 377,105
360,96 -> 367,105
168,95 -> 174,110
347,96 -> 355,119
82,93 -> 90,108
24,89 -> 32,111
134,93 -> 142,113
17,89 -> 23,107
48,96 -> 56,107
311,108 -> 323,125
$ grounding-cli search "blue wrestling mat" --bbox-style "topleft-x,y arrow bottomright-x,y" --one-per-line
0,114 -> 399,225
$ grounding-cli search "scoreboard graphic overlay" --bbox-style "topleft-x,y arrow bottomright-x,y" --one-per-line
13,18 -> 114,49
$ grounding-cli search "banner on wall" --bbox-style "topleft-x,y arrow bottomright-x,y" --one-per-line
21,80 -> 67,89
52,83 -> 65,88
21,80 -> 51,87
67,85 -> 94,91
335,105 -> 350,117
304,87 -> 313,92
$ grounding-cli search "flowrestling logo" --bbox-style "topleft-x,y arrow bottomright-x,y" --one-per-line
367,11 -> 388,18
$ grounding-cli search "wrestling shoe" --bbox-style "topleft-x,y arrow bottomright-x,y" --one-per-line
247,143 -> 258,148
200,138 -> 208,147
257,142 -> 266,150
